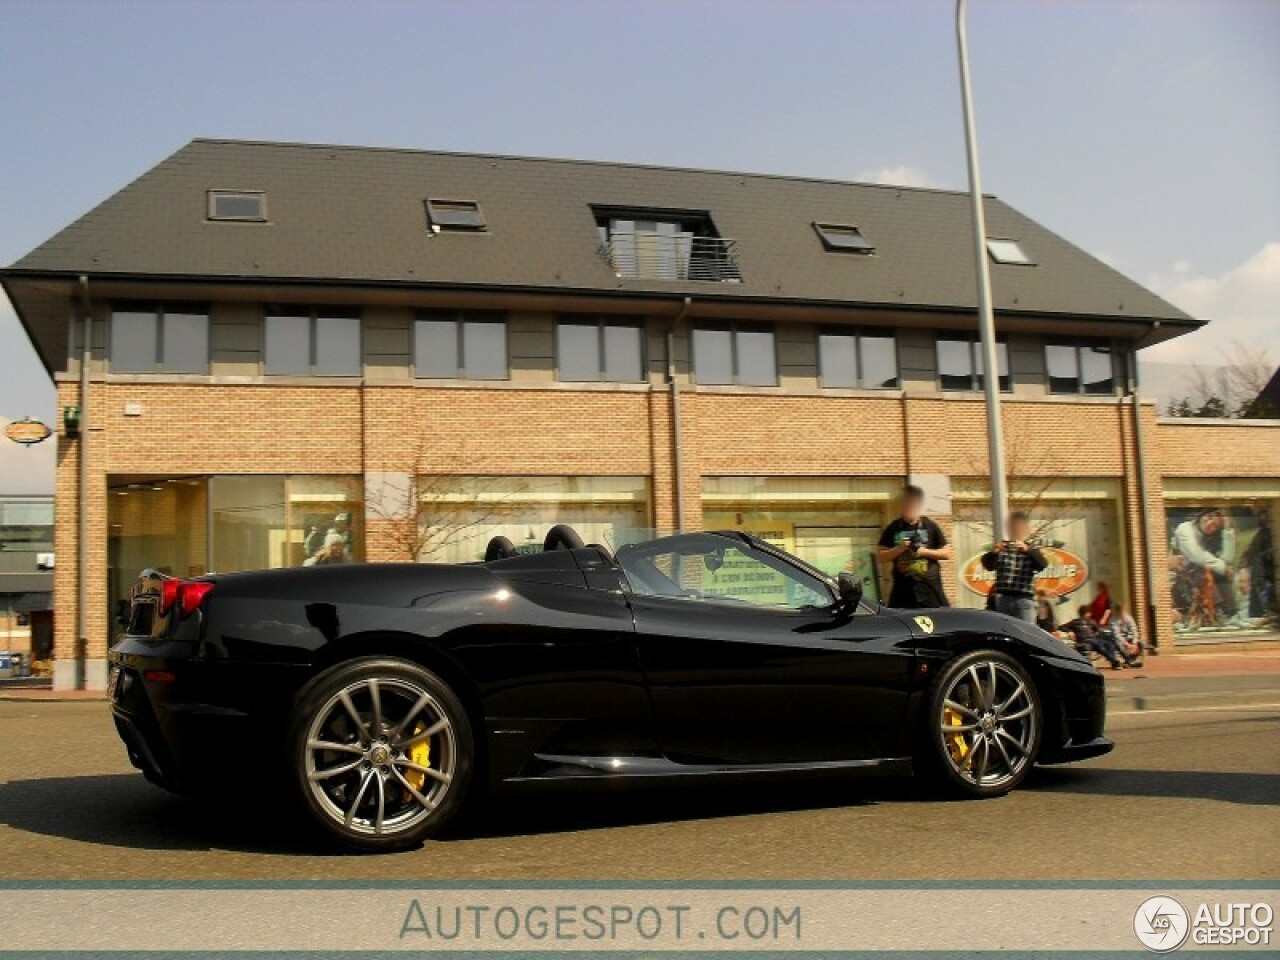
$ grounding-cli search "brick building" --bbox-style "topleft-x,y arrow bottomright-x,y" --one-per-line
2,139 -> 1276,689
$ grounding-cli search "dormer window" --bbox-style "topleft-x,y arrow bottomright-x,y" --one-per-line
207,190 -> 266,221
814,222 -> 874,254
594,207 -> 741,282
425,198 -> 486,232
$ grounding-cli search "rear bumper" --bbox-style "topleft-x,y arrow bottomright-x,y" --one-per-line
109,637 -> 308,789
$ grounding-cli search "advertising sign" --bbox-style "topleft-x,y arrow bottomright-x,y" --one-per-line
961,544 -> 1090,599
1167,502 -> 1275,637
3,416 -> 52,445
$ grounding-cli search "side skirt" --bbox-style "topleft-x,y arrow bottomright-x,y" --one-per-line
504,753 -> 914,786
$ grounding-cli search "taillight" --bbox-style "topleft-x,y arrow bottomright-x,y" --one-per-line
177,581 -> 215,618
157,579 -> 214,618
159,579 -> 181,614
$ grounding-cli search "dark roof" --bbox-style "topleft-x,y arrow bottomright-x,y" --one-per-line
5,137 -> 1196,325
1247,366 -> 1280,418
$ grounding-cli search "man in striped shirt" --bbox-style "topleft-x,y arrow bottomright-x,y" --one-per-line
981,511 -> 1048,623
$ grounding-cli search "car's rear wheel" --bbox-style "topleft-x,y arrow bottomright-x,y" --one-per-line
287,657 -> 472,851
921,650 -> 1041,797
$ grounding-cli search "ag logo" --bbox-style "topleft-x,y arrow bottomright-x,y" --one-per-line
913,615 -> 935,634
1134,895 -> 1190,952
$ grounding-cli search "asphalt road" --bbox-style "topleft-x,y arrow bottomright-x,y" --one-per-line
0,699 -> 1275,880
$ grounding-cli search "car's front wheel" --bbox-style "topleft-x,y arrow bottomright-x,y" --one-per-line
286,657 -> 473,851
921,649 -> 1042,797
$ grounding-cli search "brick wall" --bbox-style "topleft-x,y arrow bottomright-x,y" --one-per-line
50,373 -> 1279,676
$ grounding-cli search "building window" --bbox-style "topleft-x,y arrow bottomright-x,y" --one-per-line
110,303 -> 209,374
207,190 -> 266,221
986,238 -> 1034,265
425,198 -> 486,232
414,312 -> 508,380
936,334 -> 1010,392
264,307 -> 361,376
813,223 -> 875,254
1046,340 -> 1115,395
595,208 -> 741,282
557,319 -> 645,382
693,325 -> 777,386
818,330 -> 899,388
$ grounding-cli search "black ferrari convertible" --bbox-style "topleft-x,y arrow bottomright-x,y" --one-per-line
109,525 -> 1112,851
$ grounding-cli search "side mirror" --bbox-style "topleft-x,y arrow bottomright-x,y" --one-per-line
837,572 -> 864,612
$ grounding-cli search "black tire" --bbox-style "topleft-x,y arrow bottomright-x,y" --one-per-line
919,649 -> 1042,798
286,657 -> 474,852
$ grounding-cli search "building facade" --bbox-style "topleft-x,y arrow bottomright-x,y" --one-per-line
3,140 -> 1276,689
0,495 -> 54,670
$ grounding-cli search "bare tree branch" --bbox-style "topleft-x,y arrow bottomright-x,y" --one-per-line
365,433 -> 526,562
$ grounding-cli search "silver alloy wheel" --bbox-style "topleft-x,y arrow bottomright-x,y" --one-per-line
303,677 -> 457,837
938,659 -> 1037,788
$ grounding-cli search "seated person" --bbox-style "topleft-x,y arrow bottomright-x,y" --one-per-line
1060,605 -> 1125,670
1111,601 -> 1143,666
1034,589 -> 1057,633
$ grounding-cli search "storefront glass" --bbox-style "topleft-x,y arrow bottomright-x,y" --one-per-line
701,476 -> 895,600
951,481 -> 1126,628
421,475 -> 652,563
210,476 -> 363,570
1165,489 -> 1277,639
108,475 -> 363,637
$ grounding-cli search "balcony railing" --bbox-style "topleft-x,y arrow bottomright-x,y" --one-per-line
599,232 -> 742,283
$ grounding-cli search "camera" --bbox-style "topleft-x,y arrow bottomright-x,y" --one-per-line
904,532 -> 925,552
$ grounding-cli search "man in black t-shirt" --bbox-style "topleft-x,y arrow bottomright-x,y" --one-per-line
876,485 -> 952,608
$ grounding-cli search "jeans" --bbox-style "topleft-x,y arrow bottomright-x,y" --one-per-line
995,593 -> 1036,624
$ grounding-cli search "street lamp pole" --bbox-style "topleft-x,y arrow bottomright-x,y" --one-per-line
956,0 -> 1009,542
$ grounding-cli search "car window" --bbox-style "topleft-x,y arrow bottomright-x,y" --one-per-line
619,537 -> 833,610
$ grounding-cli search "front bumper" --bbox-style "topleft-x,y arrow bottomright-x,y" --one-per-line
1039,735 -> 1114,765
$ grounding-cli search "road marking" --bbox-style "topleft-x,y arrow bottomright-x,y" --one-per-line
1110,701 -> 1280,717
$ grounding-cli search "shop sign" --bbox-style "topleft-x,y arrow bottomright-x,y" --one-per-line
4,417 -> 52,445
960,545 -> 1089,598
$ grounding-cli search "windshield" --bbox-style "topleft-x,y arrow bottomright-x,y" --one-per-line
615,532 -> 835,610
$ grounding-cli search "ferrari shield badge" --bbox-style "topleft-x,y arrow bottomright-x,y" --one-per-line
914,615 -> 935,634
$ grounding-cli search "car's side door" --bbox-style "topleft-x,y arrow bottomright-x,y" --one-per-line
620,537 -> 917,765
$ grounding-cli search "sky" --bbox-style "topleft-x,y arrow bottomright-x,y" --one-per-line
1,0 -> 1277,493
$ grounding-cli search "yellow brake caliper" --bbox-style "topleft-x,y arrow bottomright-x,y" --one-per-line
942,706 -> 970,764
403,722 -> 431,793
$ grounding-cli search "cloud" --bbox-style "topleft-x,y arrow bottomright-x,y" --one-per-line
1142,242 -> 1280,366
856,164 -> 940,189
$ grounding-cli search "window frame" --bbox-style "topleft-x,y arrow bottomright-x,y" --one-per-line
692,323 -> 778,387
1045,339 -> 1116,396
935,333 -> 1012,393
263,306 -> 363,377
413,311 -> 509,381
108,302 -> 210,374
424,198 -> 487,232
817,328 -> 899,389
555,317 -> 646,383
207,190 -> 268,222
813,222 -> 875,254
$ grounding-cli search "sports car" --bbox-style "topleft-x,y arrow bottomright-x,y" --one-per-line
109,525 -> 1112,851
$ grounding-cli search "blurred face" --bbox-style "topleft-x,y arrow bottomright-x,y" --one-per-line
1199,512 -> 1224,535
1009,518 -> 1031,541
902,494 -> 924,521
